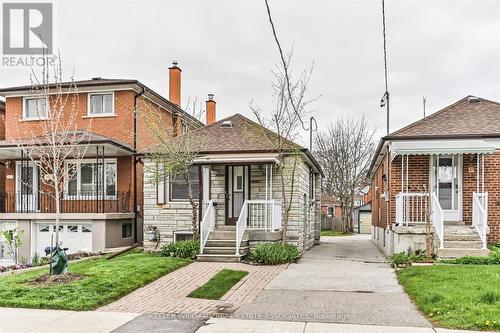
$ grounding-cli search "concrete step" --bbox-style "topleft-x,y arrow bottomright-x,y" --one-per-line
205,239 -> 249,248
443,240 -> 484,249
203,246 -> 249,255
444,226 -> 477,235
443,234 -> 481,241
208,230 -> 236,240
437,248 -> 490,258
197,254 -> 245,262
215,225 -> 236,231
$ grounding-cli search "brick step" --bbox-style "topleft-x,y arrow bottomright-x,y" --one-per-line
203,246 -> 249,255
205,240 -> 248,248
197,254 -> 245,262
437,248 -> 490,259
443,240 -> 484,249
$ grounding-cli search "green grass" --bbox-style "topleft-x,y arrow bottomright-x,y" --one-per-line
320,230 -> 352,237
187,269 -> 248,300
0,251 -> 191,310
398,264 -> 500,331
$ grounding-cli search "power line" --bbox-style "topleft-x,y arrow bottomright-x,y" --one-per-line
381,0 -> 390,135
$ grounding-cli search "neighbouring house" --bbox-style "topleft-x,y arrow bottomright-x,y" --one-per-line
0,62 -> 202,264
320,193 -> 342,231
141,103 -> 323,262
369,95 -> 499,258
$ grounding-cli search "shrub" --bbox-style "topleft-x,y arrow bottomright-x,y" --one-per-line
161,240 -> 199,259
389,252 -> 429,268
442,252 -> 500,265
249,243 -> 300,265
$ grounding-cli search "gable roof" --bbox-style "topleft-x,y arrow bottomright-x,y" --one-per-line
142,113 -> 323,175
0,78 -> 203,127
387,96 -> 500,139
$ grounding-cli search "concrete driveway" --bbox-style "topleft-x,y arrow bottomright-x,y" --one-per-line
233,235 -> 431,327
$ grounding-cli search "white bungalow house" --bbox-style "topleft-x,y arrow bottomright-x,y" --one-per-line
141,111 -> 323,262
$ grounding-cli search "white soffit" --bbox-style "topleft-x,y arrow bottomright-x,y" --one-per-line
390,139 -> 496,159
193,153 -> 279,164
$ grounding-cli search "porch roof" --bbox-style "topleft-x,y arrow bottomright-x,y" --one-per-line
390,139 -> 496,159
0,131 -> 133,159
193,153 -> 279,165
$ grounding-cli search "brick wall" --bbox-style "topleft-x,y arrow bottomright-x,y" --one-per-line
372,151 -> 500,244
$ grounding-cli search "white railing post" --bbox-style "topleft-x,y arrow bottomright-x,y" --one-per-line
430,192 -> 444,249
473,192 -> 488,249
236,201 -> 248,255
200,200 -> 214,254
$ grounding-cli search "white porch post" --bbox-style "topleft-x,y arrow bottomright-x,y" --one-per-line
265,164 -> 269,231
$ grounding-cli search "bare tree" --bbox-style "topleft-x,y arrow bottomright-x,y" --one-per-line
15,56 -> 91,273
315,116 -> 375,232
250,53 -> 317,244
142,105 -> 205,240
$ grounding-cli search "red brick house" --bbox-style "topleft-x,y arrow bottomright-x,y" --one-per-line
0,62 -> 202,264
369,96 -> 499,258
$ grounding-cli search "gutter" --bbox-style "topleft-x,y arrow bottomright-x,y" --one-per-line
133,87 -> 145,244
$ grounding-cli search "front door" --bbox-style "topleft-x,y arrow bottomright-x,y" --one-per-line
431,155 -> 462,221
16,162 -> 39,212
225,166 -> 249,225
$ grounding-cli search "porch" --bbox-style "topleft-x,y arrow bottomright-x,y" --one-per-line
196,156 -> 285,261
390,139 -> 493,255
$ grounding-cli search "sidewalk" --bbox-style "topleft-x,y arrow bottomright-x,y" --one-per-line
0,308 -> 139,333
197,318 -> 496,333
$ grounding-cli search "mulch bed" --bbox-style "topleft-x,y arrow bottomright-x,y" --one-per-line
27,272 -> 84,286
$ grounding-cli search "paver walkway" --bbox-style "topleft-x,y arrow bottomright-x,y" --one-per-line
233,235 -> 431,327
99,262 -> 285,316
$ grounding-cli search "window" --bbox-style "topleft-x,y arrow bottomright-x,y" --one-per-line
82,225 -> 92,233
122,223 -> 132,238
24,97 -> 47,119
67,225 -> 78,233
327,206 -> 334,217
39,224 -> 50,232
88,93 -> 114,116
174,231 -> 193,242
169,166 -> 199,201
66,160 -> 117,198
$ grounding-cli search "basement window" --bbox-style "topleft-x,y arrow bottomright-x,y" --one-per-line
174,231 -> 193,242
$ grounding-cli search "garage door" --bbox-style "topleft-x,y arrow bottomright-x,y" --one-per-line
36,224 -> 92,257
359,212 -> 372,234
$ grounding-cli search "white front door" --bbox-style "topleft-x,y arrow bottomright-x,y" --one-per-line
430,155 -> 462,222
16,162 -> 39,212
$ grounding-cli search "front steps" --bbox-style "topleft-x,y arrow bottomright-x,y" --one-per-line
197,226 -> 249,262
436,225 -> 490,258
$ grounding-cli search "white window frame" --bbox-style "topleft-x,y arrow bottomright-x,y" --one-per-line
87,92 -> 115,117
64,158 -> 117,199
173,231 -> 193,242
22,96 -> 48,120
169,165 -> 200,202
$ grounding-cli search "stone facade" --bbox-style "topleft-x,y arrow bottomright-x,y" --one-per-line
143,155 -> 322,251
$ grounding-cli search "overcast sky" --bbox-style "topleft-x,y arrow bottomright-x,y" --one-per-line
1,0 -> 500,147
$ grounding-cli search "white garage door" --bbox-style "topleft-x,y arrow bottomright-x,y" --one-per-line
359,212 -> 372,234
36,224 -> 92,257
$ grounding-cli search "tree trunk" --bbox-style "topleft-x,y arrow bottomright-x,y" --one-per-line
186,175 -> 199,240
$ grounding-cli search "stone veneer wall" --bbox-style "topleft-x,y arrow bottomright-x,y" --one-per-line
143,157 -> 322,251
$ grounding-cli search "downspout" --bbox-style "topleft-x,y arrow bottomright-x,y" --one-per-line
133,87 -> 145,244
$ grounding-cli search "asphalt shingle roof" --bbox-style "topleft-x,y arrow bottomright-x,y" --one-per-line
387,96 -> 500,139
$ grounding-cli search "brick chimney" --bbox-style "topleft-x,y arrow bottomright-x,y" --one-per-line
206,94 -> 216,125
169,61 -> 181,106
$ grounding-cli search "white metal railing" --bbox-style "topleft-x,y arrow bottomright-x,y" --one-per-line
247,200 -> 283,231
235,200 -> 248,255
472,192 -> 488,249
395,192 -> 430,225
430,192 -> 444,249
200,200 -> 215,254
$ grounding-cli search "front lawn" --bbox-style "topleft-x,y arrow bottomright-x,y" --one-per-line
188,269 -> 248,300
398,265 -> 500,331
0,251 -> 190,310
320,230 -> 352,237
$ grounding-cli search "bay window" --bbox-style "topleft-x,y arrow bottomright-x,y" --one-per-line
66,160 -> 117,198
